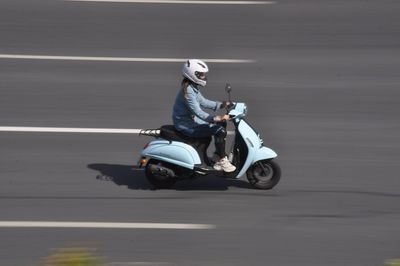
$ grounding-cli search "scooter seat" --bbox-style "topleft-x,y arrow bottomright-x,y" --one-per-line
159,125 -> 205,144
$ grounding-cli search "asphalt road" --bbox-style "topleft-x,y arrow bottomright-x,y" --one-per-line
1,0 -> 400,265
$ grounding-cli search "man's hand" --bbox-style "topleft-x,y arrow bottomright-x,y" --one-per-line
214,115 -> 231,122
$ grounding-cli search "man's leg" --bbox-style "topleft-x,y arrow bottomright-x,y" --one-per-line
214,127 -> 227,158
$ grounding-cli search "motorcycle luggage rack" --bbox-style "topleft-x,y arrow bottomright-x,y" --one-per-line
139,128 -> 160,137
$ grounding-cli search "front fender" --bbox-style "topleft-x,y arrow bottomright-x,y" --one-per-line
254,146 -> 278,162
236,146 -> 277,178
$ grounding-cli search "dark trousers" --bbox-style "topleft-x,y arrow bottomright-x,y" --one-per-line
180,122 -> 228,158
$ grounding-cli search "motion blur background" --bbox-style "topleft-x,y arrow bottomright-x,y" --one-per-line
0,0 -> 399,265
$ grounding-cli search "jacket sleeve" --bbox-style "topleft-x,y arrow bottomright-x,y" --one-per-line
184,87 -> 215,123
198,91 -> 222,111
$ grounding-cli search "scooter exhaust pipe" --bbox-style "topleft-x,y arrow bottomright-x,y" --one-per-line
148,164 -> 175,178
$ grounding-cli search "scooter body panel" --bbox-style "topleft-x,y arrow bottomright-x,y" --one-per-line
235,120 -> 278,178
141,139 -> 201,169
254,146 -> 278,162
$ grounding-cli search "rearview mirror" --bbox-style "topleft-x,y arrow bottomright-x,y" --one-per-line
225,83 -> 232,93
225,83 -> 232,102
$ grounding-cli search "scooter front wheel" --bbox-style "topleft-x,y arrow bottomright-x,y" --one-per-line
246,160 -> 281,190
145,159 -> 177,189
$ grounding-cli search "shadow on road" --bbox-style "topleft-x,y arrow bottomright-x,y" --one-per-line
87,163 -> 252,191
88,163 -> 150,190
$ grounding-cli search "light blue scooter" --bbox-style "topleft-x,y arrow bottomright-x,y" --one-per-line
138,85 -> 281,189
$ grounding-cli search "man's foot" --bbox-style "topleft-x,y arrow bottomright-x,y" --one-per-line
213,156 -> 236,172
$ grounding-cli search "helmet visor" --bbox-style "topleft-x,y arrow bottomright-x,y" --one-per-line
195,71 -> 207,81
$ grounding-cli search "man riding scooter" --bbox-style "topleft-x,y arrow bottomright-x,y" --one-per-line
172,59 -> 236,172
139,60 -> 280,189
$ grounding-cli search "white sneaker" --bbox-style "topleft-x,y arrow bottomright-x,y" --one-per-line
213,156 -> 236,172
213,161 -> 222,171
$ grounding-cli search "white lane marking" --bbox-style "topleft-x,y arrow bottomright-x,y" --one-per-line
65,0 -> 275,5
0,126 -> 142,134
0,221 -> 216,229
0,54 -> 255,63
0,126 -> 235,135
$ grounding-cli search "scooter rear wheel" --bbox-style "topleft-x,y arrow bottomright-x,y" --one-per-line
246,160 -> 281,190
145,159 -> 177,189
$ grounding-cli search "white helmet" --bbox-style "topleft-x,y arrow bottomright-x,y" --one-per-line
182,59 -> 209,87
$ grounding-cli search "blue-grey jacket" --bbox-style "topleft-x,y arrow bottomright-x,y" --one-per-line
173,83 -> 222,133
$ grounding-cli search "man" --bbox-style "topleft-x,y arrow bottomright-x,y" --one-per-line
172,59 -> 236,172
